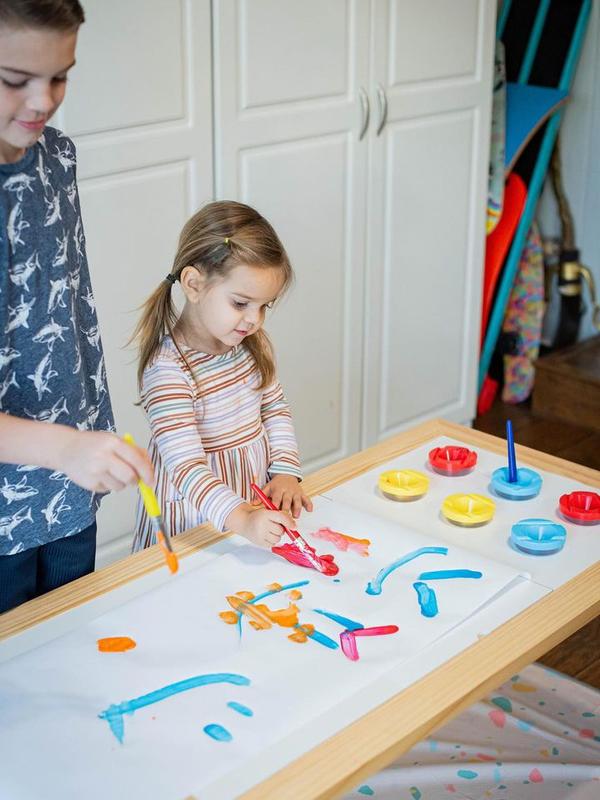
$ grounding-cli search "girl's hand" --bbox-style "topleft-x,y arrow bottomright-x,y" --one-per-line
263,474 -> 313,518
58,429 -> 154,493
225,503 -> 295,549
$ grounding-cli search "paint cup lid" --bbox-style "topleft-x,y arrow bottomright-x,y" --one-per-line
559,491 -> 600,524
491,466 -> 542,500
378,469 -> 429,500
511,518 -> 566,555
429,446 -> 477,475
441,493 -> 495,526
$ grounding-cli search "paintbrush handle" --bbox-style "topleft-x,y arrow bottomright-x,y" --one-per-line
250,482 -> 310,549
123,433 -> 175,558
506,420 -> 517,483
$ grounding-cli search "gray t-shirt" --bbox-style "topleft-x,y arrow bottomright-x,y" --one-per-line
0,126 -> 114,555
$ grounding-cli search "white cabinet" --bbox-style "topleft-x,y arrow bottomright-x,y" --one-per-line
213,0 -> 495,468
59,0 -> 494,562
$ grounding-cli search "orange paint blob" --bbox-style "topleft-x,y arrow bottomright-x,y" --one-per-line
288,623 -> 314,643
512,682 -> 537,693
235,590 -> 255,602
219,611 -> 239,625
288,589 -> 303,601
97,636 -> 136,653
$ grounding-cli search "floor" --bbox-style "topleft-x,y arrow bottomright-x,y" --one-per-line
473,399 -> 600,689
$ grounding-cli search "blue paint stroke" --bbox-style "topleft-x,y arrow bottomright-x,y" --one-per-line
203,723 -> 232,742
418,569 -> 482,581
99,672 -> 250,743
366,547 -> 448,595
227,701 -> 253,717
413,582 -> 438,617
313,608 -> 364,631
358,786 -> 375,796
294,623 -> 339,649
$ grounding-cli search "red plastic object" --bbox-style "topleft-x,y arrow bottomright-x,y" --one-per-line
428,446 -> 477,476
558,491 -> 600,525
477,375 -> 500,416
480,173 -> 527,346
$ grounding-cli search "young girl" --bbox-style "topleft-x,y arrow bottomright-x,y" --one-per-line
131,201 -> 312,550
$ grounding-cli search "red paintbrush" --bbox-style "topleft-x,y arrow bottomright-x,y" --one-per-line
250,483 -> 338,576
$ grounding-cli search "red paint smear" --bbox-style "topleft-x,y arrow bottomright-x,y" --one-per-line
272,543 -> 339,576
445,785 -> 456,793
529,768 -> 544,783
97,636 -> 136,653
476,753 -> 496,762
340,625 -> 399,661
579,729 -> 595,738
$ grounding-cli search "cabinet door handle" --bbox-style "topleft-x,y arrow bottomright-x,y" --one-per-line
358,87 -> 370,140
376,83 -> 388,136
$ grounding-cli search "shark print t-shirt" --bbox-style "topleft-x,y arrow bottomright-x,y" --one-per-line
0,126 -> 114,555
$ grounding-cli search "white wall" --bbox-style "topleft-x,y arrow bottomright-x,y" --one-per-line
537,0 -> 600,341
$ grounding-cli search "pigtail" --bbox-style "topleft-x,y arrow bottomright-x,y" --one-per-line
244,328 -> 276,390
130,277 -> 180,393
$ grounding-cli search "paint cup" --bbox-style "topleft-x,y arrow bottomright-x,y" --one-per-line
558,491 -> 600,525
428,445 -> 477,476
510,518 -> 566,555
490,466 -> 542,500
441,493 -> 495,527
378,469 -> 429,501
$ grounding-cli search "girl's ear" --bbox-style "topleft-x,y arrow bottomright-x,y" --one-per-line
179,265 -> 205,303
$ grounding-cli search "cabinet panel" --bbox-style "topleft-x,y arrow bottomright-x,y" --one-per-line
380,111 -> 474,431
240,0 -> 349,109
389,0 -> 480,85
64,0 -> 185,136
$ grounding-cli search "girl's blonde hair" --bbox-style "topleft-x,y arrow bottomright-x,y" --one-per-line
131,201 -> 293,392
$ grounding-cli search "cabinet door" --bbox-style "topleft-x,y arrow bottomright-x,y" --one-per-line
213,0 -> 370,472
57,0 -> 213,565
363,0 -> 495,445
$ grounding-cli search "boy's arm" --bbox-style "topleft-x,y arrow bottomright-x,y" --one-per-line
260,381 -> 302,480
142,359 -> 246,532
0,412 -> 153,493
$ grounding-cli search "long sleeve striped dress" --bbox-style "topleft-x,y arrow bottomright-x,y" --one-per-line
132,336 -> 302,550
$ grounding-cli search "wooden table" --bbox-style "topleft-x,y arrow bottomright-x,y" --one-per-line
2,419 -> 599,799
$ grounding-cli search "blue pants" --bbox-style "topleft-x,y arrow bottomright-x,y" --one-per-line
0,522 -> 96,614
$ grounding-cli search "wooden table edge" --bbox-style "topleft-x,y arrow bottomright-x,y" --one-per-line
1,419 -> 599,800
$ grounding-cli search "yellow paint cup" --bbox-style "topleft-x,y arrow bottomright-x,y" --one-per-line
441,493 -> 495,527
378,469 -> 429,502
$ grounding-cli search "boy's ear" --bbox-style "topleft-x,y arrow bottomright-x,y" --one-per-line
179,265 -> 205,303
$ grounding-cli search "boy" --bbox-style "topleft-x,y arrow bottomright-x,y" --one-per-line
0,0 -> 152,612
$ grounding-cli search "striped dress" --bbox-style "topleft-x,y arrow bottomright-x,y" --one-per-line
132,336 -> 302,550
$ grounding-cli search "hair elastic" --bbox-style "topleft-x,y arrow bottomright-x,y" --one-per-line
165,274 -> 176,284
224,237 -> 230,245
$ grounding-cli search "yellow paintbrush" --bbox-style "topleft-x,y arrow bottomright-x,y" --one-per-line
123,433 -> 178,574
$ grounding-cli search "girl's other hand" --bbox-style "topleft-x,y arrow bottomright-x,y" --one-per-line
263,474 -> 313,518
58,430 -> 154,493
226,504 -> 295,548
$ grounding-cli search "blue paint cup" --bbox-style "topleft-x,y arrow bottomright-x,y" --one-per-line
491,466 -> 542,500
510,518 -> 566,555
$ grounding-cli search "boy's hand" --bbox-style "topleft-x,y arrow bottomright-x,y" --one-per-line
225,503 -> 295,549
262,474 -> 313,518
58,430 -> 154,493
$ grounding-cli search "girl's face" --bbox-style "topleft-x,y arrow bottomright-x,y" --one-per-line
0,25 -> 77,163
179,263 -> 284,354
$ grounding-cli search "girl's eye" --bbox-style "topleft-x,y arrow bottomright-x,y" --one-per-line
52,76 -> 68,85
233,300 -> 248,309
1,78 -> 27,89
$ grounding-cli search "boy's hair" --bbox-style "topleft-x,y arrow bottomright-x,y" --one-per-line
132,201 -> 294,392
0,0 -> 84,30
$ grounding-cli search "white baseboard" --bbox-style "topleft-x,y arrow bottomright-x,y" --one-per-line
95,533 -> 132,570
